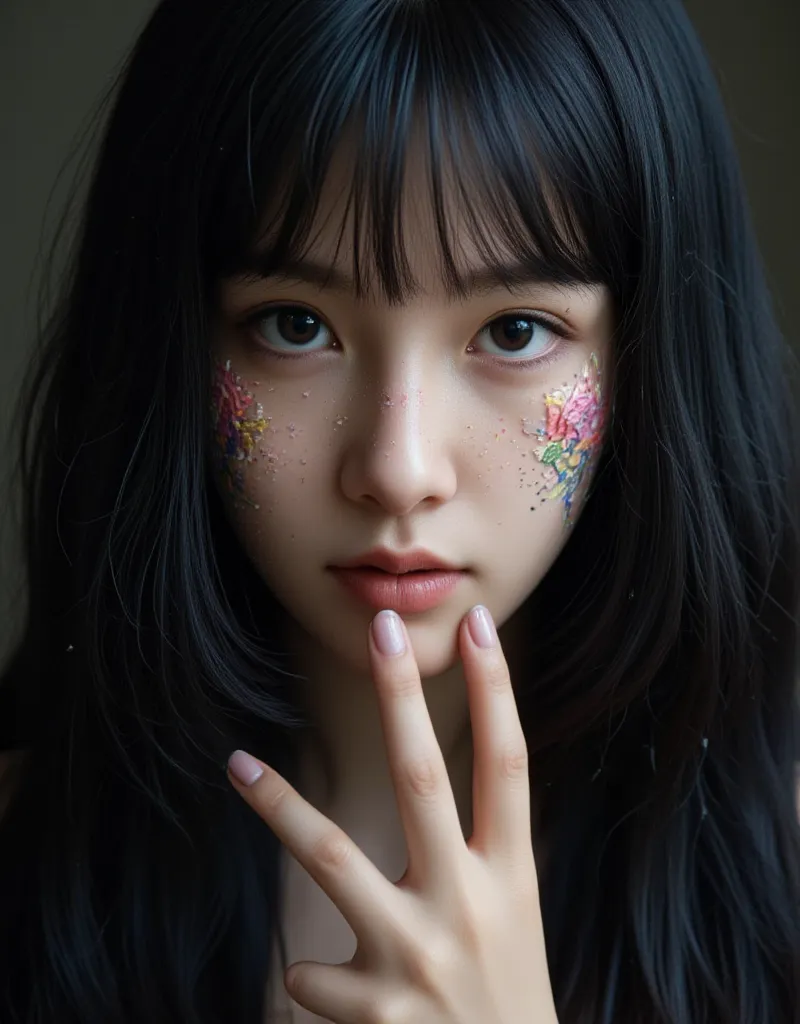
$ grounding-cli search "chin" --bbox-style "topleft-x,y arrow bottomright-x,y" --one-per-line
311,607 -> 465,680
399,615 -> 463,678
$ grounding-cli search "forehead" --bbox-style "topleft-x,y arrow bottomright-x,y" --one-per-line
247,121 -> 585,304
311,141 -> 481,291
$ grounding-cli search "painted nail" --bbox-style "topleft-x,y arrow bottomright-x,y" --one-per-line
372,609 -> 406,656
468,605 -> 497,649
227,749 -> 264,786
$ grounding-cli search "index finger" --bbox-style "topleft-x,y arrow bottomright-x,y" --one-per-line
368,609 -> 467,888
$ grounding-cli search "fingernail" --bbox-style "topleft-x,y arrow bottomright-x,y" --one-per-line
468,605 -> 497,649
372,609 -> 406,656
227,749 -> 264,786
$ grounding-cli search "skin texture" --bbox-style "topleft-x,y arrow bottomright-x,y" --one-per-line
209,141 -> 615,1003
227,606 -> 560,1024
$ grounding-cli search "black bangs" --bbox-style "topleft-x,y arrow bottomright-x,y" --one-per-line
205,0 -> 631,306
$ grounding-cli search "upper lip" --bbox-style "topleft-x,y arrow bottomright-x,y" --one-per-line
332,547 -> 463,574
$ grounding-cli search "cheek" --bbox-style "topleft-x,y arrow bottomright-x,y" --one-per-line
521,350 -> 607,528
469,351 -> 607,532
209,358 -> 331,528
209,358 -> 271,509
209,350 -> 609,530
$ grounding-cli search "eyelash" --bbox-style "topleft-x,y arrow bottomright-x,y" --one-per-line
238,303 -> 571,371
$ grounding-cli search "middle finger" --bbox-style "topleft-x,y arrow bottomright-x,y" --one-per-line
368,609 -> 467,886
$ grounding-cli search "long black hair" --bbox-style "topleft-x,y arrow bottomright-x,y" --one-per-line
1,0 -> 798,1021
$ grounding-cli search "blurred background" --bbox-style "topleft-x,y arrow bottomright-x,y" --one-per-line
0,0 -> 797,660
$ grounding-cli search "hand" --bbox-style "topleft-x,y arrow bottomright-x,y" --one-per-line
226,604 -> 559,1024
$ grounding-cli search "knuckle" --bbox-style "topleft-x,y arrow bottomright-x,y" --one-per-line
311,829 -> 353,871
498,743 -> 529,780
384,669 -> 421,698
261,780 -> 292,814
403,756 -> 443,799
483,662 -> 511,693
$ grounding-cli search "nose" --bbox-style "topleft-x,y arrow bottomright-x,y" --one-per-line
338,363 -> 458,517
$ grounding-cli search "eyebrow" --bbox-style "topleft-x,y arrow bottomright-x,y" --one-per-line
230,253 -> 593,297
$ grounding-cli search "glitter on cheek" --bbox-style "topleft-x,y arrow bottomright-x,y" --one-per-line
524,351 -> 607,527
210,358 -> 269,508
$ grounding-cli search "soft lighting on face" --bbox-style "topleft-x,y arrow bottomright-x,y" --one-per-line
525,352 -> 606,527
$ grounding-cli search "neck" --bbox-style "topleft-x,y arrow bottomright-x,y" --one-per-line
280,600 -> 535,853
293,628 -> 472,816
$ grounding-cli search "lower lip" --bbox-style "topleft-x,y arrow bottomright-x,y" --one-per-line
329,567 -> 467,613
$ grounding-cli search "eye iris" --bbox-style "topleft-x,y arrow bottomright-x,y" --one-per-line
277,309 -> 320,346
490,316 -> 534,352
263,310 -> 545,357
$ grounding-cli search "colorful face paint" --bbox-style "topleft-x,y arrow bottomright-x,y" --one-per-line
528,351 -> 606,527
210,358 -> 268,507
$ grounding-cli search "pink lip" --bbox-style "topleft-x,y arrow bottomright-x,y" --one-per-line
333,547 -> 461,575
328,567 -> 466,613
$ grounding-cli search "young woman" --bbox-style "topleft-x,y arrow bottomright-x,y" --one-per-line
0,0 -> 798,1021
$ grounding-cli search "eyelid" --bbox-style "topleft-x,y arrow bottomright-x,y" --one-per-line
238,300 -> 572,333
237,301 -> 573,367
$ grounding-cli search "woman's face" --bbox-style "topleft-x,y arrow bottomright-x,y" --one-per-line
210,150 -> 615,681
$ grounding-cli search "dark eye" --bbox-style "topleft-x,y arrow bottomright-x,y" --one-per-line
473,313 -> 561,362
241,304 -> 567,369
247,306 -> 332,353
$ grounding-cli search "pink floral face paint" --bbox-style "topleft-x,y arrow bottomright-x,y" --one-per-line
210,358 -> 268,507
524,351 -> 606,527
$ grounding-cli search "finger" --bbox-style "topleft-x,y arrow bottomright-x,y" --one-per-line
285,960 -> 415,1024
368,610 -> 466,884
227,751 -> 406,943
459,605 -> 534,865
